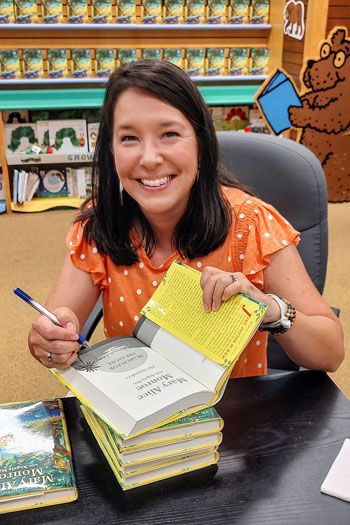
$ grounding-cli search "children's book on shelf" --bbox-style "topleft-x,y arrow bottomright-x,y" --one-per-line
87,122 -> 100,152
206,0 -> 226,24
228,0 -> 250,24
163,0 -> 184,24
14,0 -> 38,24
42,0 -> 64,24
141,0 -> 162,23
255,68 -> 302,135
71,49 -> 92,78
48,119 -> 88,154
47,49 -> 68,78
95,49 -> 114,78
91,0 -> 113,23
0,50 -> 21,80
67,0 -> 88,23
22,49 -> 44,79
0,399 -> 77,514
51,260 -> 267,437
81,405 -> 219,490
0,1 -> 16,24
115,0 -> 136,24
39,168 -> 69,198
0,172 -> 6,214
4,123 -> 38,155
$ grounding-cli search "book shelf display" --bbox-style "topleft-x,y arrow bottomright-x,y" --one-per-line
0,0 -> 284,214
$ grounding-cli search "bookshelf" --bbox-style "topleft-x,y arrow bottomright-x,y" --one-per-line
0,0 -> 285,214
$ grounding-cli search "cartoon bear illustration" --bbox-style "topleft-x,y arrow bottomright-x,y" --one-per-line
289,27 -> 350,202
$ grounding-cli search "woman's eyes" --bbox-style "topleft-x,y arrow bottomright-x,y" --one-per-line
120,131 -> 179,142
121,135 -> 137,142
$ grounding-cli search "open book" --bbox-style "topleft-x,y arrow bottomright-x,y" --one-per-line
51,261 -> 267,437
255,68 -> 302,135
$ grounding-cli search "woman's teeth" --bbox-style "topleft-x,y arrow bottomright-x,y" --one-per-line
140,176 -> 172,187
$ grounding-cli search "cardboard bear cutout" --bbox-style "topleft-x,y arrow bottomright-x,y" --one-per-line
255,27 -> 350,202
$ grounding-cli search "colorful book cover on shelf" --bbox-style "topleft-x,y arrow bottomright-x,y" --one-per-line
142,48 -> 162,60
163,48 -> 183,68
71,49 -> 92,78
0,399 -> 77,514
91,0 -> 113,23
228,0 -> 249,24
42,0 -> 64,23
249,48 -> 269,75
48,119 -> 88,153
141,0 -> 162,24
229,47 -> 249,75
4,123 -> 38,154
87,122 -> 100,152
117,48 -> 137,66
47,49 -> 68,78
0,1 -> 16,23
206,48 -> 225,76
115,0 -> 136,24
163,0 -> 184,24
95,49 -> 115,77
67,0 -> 89,23
50,261 -> 266,437
185,48 -> 205,76
39,168 -> 69,198
3,110 -> 29,124
207,0 -> 226,24
185,0 -> 205,24
22,49 -> 44,79
0,50 -> 21,80
250,0 -> 270,24
14,0 -> 38,24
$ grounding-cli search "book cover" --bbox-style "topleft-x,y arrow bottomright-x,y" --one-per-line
249,47 -> 269,75
117,48 -> 137,66
206,48 -> 225,76
141,0 -> 162,24
185,0 -> 205,24
47,49 -> 68,78
87,122 -> 100,152
206,0 -> 226,24
255,68 -> 302,135
5,123 -> 38,155
0,50 -> 21,80
115,0 -> 136,24
163,48 -> 183,68
0,1 -> 15,24
95,49 -> 114,78
82,405 -> 218,490
39,168 -> 69,198
91,0 -> 113,23
25,171 -> 40,201
229,47 -> 249,76
48,119 -> 88,154
185,48 -> 205,76
14,0 -> 38,24
0,399 -> 77,514
163,0 -> 184,24
42,0 -> 64,23
67,0 -> 88,23
71,49 -> 92,78
22,49 -> 44,79
228,0 -> 249,24
51,261 -> 266,437
250,0 -> 270,24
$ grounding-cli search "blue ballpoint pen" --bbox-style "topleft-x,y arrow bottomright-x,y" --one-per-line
14,287 -> 91,349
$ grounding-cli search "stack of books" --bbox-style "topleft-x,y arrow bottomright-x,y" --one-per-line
51,261 -> 267,490
81,405 -> 223,490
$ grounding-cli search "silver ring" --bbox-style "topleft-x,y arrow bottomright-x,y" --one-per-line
230,273 -> 238,283
47,352 -> 53,363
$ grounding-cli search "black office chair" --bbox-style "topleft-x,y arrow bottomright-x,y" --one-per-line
82,132 -> 332,371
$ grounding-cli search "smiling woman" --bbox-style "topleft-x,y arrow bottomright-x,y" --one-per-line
27,59 -> 344,380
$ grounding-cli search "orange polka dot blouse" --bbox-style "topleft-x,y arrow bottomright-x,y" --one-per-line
66,187 -> 300,378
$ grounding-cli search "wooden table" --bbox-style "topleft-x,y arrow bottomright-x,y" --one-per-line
2,370 -> 350,524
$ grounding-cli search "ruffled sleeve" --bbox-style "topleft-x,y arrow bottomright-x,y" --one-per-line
233,194 -> 300,286
65,220 -> 108,290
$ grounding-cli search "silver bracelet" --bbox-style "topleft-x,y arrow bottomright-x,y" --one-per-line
259,294 -> 294,334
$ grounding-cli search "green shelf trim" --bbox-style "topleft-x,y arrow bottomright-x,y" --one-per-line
0,84 -> 259,110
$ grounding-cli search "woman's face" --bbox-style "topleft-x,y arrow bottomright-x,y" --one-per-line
112,87 -> 199,225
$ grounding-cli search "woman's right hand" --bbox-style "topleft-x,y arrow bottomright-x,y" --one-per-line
29,307 -> 82,369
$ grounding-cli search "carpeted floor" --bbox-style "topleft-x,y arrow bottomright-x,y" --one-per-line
0,203 -> 349,403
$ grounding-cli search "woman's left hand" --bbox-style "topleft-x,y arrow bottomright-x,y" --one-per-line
200,266 -> 279,322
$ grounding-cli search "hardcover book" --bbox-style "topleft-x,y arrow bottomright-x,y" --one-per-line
81,405 -> 219,490
0,399 -> 77,514
51,261 -> 267,437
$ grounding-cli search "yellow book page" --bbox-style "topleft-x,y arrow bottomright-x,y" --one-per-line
141,261 -> 267,367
